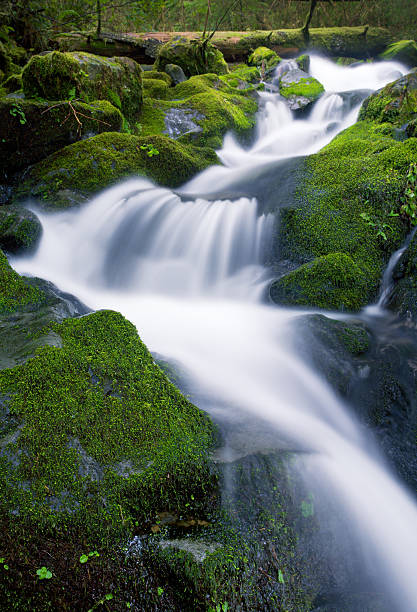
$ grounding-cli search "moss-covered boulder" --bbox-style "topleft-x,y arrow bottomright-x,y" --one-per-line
140,73 -> 258,149
270,253 -> 368,311
0,41 -> 12,82
22,51 -> 143,121
142,69 -> 172,85
1,72 -> 22,94
15,132 -> 218,208
380,40 -> 417,67
0,98 -> 123,181
0,206 -> 42,253
0,249 -> 45,315
248,46 -> 281,72
155,38 -> 228,77
359,71 -> 417,137
279,68 -> 324,110
295,54 -> 310,73
142,77 -> 169,100
277,120 -> 416,310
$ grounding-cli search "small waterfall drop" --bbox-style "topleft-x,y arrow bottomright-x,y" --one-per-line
12,56 -> 417,611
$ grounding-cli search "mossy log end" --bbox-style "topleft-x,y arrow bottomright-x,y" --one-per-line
54,26 -> 392,63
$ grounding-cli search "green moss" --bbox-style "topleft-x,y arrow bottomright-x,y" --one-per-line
0,250 -> 44,314
279,75 -> 324,102
142,70 -> 172,85
2,73 -> 22,94
0,98 -> 123,180
278,121 -> 415,309
143,78 -> 169,100
270,253 -> 368,311
0,41 -> 12,78
0,206 -> 42,253
155,38 -> 228,77
22,51 -> 143,121
220,64 -> 260,90
359,71 -> 417,127
138,98 -> 167,137
380,40 -> 417,67
15,132 -> 219,208
248,46 -> 281,70
0,308 -> 216,540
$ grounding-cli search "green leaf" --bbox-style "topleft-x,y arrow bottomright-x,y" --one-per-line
278,569 -> 285,583
79,554 -> 89,564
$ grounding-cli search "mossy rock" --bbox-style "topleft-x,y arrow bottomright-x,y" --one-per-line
270,253 -> 368,312
22,51 -> 143,121
279,69 -> 324,110
359,71 -> 417,130
380,40 -> 417,67
248,46 -> 281,71
0,305 -> 217,556
15,132 -> 219,208
155,38 -> 228,77
0,98 -> 123,181
1,73 -> 22,94
0,249 -> 45,315
164,63 -> 187,85
142,70 -> 172,85
143,77 -> 169,100
220,64 -> 260,89
295,54 -> 310,72
0,41 -> 11,78
277,120 -> 415,310
140,73 -> 258,149
0,206 -> 42,253
389,232 -> 417,318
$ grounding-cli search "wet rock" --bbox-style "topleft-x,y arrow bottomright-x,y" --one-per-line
0,205 -> 42,253
163,107 -> 203,139
359,70 -> 417,129
164,63 -> 186,84
388,230 -> 417,318
279,68 -> 324,110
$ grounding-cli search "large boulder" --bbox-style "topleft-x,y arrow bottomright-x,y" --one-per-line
380,40 -> 417,67
155,38 -> 228,77
359,71 -> 417,137
22,51 -> 143,121
0,98 -> 123,181
276,120 -> 416,310
270,253 -> 368,312
140,73 -> 258,149
14,132 -> 219,208
279,68 -> 324,110
0,206 -> 42,253
248,46 -> 281,72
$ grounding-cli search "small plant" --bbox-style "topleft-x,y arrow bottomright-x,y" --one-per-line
80,550 -> 99,564
278,569 -> 285,584
36,566 -> 52,580
401,162 -> 417,225
359,211 -> 394,241
157,586 -> 164,596
88,593 -> 113,612
140,143 -> 160,157
9,103 -> 27,125
208,603 -> 229,612
0,557 -> 9,570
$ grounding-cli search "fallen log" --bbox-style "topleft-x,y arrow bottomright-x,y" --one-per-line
53,26 -> 392,64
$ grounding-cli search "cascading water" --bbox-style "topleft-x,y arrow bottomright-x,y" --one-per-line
12,56 -> 417,610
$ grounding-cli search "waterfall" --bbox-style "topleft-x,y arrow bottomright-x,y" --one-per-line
12,56 -> 417,610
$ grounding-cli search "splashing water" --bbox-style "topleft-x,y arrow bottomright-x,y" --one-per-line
12,56 -> 417,610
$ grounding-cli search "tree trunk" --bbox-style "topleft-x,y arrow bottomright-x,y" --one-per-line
302,0 -> 318,42
96,0 -> 102,38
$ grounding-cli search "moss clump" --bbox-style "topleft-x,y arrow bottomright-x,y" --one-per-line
380,40 -> 417,67
15,132 -> 219,208
1,73 -> 22,94
270,253 -> 368,311
359,71 -> 417,130
0,206 -> 42,253
220,64 -> 260,89
143,77 -> 169,100
142,70 -> 172,85
155,38 -> 228,77
278,120 -> 415,309
248,46 -> 281,70
295,54 -> 310,72
279,73 -> 324,103
0,98 -> 123,180
0,249 -> 44,314
22,51 -> 143,121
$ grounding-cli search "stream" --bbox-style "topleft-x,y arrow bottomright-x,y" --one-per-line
12,56 -> 417,610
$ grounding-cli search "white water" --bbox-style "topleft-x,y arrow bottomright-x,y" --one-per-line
12,56 -> 417,609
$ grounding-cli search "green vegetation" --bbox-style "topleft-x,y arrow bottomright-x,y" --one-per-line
248,46 -> 281,71
0,98 -> 123,180
278,120 -> 416,309
0,206 -> 42,253
279,75 -> 324,103
380,39 -> 417,66
15,132 -> 219,208
155,38 -> 228,77
0,250 -> 45,314
22,51 -> 143,121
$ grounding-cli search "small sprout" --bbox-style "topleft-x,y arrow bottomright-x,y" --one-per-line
278,569 -> 285,584
36,566 -> 52,580
79,554 -> 89,564
157,586 -> 164,596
